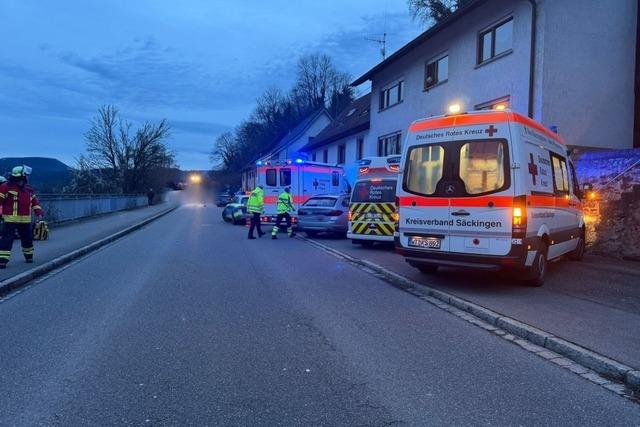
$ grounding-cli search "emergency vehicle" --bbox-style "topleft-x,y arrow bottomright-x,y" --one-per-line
347,156 -> 400,247
242,159 -> 349,226
396,107 -> 585,286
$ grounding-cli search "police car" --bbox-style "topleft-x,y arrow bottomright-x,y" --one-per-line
395,107 -> 585,286
221,195 -> 249,225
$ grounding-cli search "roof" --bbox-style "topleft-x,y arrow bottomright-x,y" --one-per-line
300,94 -> 371,152
352,0 -> 486,86
263,108 -> 331,157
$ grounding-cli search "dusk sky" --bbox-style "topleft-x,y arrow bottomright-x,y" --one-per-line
1,1 -> 424,170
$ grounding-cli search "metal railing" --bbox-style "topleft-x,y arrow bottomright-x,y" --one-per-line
37,193 -> 151,224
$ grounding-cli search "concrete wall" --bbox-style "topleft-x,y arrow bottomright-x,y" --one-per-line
539,0 -> 637,149
39,194 -> 151,224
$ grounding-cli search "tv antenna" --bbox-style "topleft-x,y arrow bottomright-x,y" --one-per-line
366,33 -> 387,60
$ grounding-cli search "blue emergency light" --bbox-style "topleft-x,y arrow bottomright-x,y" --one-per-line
295,158 -> 304,164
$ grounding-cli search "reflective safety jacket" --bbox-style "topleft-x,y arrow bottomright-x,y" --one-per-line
247,187 -> 264,214
277,192 -> 294,214
0,183 -> 44,223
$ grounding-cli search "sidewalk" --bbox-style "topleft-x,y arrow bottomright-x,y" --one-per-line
308,236 -> 640,370
0,203 -> 175,282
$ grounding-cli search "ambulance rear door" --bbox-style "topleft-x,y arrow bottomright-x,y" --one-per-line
262,166 -> 282,216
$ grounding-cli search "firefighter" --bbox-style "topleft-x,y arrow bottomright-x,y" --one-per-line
0,166 -> 44,268
247,184 -> 265,239
272,186 -> 295,239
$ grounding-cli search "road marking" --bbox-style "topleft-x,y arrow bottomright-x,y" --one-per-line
297,235 -> 640,404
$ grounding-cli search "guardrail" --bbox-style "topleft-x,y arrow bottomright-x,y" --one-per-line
38,193 -> 156,224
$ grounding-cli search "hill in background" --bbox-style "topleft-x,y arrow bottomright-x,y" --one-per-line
0,157 -> 73,193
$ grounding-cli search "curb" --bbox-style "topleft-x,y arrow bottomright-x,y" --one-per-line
299,236 -> 640,394
0,206 -> 178,297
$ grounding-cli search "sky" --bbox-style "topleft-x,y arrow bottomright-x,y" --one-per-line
0,1 -> 424,170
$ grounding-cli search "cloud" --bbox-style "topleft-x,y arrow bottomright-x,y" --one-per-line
170,119 -> 232,136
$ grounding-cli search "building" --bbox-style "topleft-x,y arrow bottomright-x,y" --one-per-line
352,0 -> 639,153
300,94 -> 371,182
260,108 -> 332,162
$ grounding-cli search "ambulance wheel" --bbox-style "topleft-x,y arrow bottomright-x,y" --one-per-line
305,231 -> 318,238
523,244 -> 548,287
417,264 -> 438,274
569,231 -> 586,261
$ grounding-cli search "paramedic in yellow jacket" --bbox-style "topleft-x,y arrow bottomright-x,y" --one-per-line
272,186 -> 296,239
247,184 -> 265,240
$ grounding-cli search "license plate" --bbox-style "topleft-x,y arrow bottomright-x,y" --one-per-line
408,236 -> 441,249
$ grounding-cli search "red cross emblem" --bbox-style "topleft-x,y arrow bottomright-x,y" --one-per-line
485,125 -> 498,137
528,153 -> 538,185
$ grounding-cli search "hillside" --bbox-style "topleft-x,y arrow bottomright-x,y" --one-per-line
0,157 -> 73,193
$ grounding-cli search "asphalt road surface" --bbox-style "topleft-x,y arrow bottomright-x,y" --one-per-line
1,195 -> 639,425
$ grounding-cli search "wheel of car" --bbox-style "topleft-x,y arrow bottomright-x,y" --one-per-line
417,264 -> 438,274
568,231 -> 586,261
523,243 -> 548,287
305,230 -> 318,238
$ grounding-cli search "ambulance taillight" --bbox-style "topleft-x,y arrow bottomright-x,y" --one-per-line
348,210 -> 353,221
512,196 -> 527,238
394,197 -> 400,232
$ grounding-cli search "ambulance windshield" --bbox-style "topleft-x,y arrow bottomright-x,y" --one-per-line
352,180 -> 397,203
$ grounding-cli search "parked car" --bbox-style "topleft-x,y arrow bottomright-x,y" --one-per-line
216,191 -> 232,207
222,195 -> 249,224
297,194 -> 350,237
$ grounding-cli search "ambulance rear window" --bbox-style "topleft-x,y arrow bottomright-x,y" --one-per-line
405,145 -> 445,196
280,169 -> 291,186
459,140 -> 506,195
266,169 -> 277,187
351,180 -> 397,203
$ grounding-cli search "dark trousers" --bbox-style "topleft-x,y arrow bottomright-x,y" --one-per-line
272,213 -> 293,236
0,222 -> 33,264
248,212 -> 263,237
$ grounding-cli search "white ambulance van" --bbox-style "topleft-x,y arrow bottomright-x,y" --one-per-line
243,159 -> 349,227
348,156 -> 400,247
396,108 -> 585,286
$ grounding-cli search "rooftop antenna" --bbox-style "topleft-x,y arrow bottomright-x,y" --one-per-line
366,32 -> 387,60
366,7 -> 389,60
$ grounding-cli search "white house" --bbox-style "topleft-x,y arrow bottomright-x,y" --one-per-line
300,94 -> 371,182
351,0 -> 639,153
260,109 -> 332,162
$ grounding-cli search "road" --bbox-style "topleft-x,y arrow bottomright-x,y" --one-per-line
0,193 -> 639,425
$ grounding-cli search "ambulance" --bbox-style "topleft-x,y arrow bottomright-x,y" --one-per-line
347,156 -> 400,247
395,107 -> 586,286
242,159 -> 349,226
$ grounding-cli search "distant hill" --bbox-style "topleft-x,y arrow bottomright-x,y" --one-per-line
0,157 -> 73,193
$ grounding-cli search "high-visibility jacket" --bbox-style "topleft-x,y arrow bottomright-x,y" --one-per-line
0,183 -> 44,223
277,192 -> 294,214
247,187 -> 264,214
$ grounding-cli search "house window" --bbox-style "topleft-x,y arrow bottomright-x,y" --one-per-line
356,136 -> 364,160
337,144 -> 346,164
478,18 -> 513,64
323,149 -> 328,163
475,95 -> 510,111
377,132 -> 402,156
379,80 -> 404,110
425,54 -> 448,89
312,152 -> 317,162
332,171 -> 340,187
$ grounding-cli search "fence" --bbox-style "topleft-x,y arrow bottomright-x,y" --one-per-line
38,194 -> 152,224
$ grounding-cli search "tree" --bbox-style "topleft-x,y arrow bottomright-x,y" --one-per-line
407,0 -> 474,26
80,105 -> 176,194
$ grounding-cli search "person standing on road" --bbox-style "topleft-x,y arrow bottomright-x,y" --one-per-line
147,188 -> 155,206
271,186 -> 296,239
247,184 -> 265,240
0,166 -> 44,269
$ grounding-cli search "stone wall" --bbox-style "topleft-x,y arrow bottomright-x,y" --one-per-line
573,148 -> 640,258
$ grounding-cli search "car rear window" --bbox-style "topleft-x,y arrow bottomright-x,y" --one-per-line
303,197 -> 337,207
351,180 -> 397,202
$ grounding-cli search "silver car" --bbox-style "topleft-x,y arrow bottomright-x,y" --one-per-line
297,194 -> 350,237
